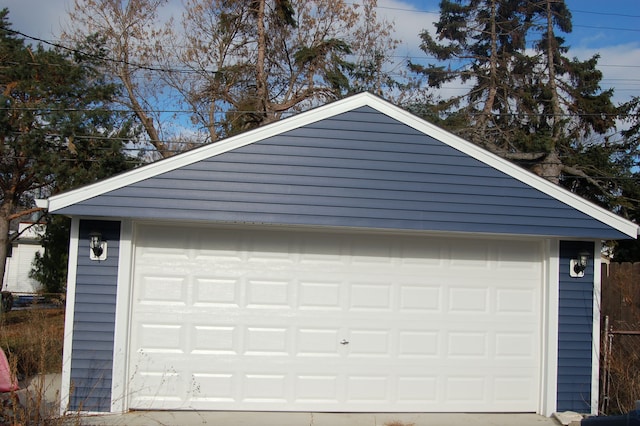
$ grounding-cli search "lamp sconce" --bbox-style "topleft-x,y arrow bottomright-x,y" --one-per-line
89,231 -> 107,261
569,250 -> 589,278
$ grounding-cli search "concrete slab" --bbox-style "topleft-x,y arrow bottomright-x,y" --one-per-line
33,374 -> 559,426
70,411 -> 561,426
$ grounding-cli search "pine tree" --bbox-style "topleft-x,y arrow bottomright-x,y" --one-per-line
410,0 -> 620,201
0,9 -> 135,290
409,0 -> 530,150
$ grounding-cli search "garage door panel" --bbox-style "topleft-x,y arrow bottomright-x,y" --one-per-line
398,285 -> 441,311
294,375 -> 340,402
297,328 -> 341,355
192,325 -> 236,354
129,225 -> 542,412
350,283 -> 393,310
496,287 -> 538,313
398,330 -> 439,357
298,281 -> 342,309
192,277 -> 239,306
137,275 -> 187,305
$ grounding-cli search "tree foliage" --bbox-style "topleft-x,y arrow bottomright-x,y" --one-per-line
175,0 -> 403,140
63,0 -> 176,158
64,0 -> 403,147
610,96 -> 640,261
0,9 -> 135,290
409,0 -> 629,214
30,216 -> 70,294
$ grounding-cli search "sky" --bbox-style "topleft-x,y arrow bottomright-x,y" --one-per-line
2,0 -> 639,106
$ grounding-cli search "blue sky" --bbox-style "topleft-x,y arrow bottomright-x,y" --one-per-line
3,0 -> 639,105
383,0 -> 640,104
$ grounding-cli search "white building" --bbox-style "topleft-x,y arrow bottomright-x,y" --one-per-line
2,223 -> 45,294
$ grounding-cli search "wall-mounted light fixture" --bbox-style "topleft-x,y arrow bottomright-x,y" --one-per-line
569,250 -> 589,278
89,231 -> 107,261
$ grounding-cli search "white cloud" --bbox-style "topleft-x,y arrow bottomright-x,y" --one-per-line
4,0 -> 71,40
377,0 -> 438,63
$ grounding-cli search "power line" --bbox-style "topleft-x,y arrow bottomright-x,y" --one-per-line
5,120 -> 640,149
2,106 -> 639,118
4,14 -> 640,76
0,27 -> 218,75
369,3 -> 640,20
574,24 -> 640,33
571,8 -> 640,19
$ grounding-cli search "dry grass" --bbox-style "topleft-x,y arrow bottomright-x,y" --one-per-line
1,308 -> 64,378
606,334 -> 640,414
0,307 -> 65,425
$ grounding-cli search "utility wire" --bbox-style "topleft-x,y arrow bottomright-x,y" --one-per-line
2,106 -> 638,119
0,27 -> 217,75
4,17 -> 640,75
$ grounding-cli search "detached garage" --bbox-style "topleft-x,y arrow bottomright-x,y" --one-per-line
38,93 -> 638,416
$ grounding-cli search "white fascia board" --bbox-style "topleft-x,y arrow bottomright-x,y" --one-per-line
35,199 -> 49,209
45,94 -> 377,213
45,92 -> 639,238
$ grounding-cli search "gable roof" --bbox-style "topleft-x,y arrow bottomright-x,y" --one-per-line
39,93 -> 638,239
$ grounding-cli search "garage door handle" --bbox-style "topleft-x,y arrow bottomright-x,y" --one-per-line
340,339 -> 349,345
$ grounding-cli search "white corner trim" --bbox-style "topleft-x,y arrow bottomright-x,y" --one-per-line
592,241 -> 603,415
541,239 -> 560,417
35,199 -> 48,209
110,220 -> 133,413
59,217 -> 80,416
44,92 -> 638,238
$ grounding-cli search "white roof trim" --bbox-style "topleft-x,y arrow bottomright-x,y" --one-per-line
44,92 -> 639,238
35,199 -> 49,209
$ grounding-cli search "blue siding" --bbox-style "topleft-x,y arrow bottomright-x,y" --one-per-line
557,241 -> 595,413
69,220 -> 120,412
55,107 -> 627,240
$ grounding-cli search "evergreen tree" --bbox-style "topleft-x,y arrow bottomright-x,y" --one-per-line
0,9 -> 136,290
30,216 -> 70,294
409,0 -> 530,150
608,96 -> 640,261
410,0 -> 622,208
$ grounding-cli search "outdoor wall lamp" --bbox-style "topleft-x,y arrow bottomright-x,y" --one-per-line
569,250 -> 589,278
89,231 -> 107,261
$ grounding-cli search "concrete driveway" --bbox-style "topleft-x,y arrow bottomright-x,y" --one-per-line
34,374 -> 567,426
73,411 -> 563,426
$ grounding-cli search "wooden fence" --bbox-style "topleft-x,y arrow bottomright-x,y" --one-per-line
600,262 -> 640,414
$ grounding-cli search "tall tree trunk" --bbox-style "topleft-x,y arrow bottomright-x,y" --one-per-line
541,0 -> 564,184
532,151 -> 562,184
120,67 -> 169,157
479,0 -> 498,132
255,0 -> 270,124
545,0 -> 563,145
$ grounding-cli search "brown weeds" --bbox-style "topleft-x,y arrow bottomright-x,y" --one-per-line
0,308 -> 65,425
601,263 -> 640,414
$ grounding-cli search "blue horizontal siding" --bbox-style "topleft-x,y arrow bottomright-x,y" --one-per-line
557,241 -> 595,413
56,107 -> 626,239
69,220 -> 120,413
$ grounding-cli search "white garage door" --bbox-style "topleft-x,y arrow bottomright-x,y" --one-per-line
128,224 -> 542,412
